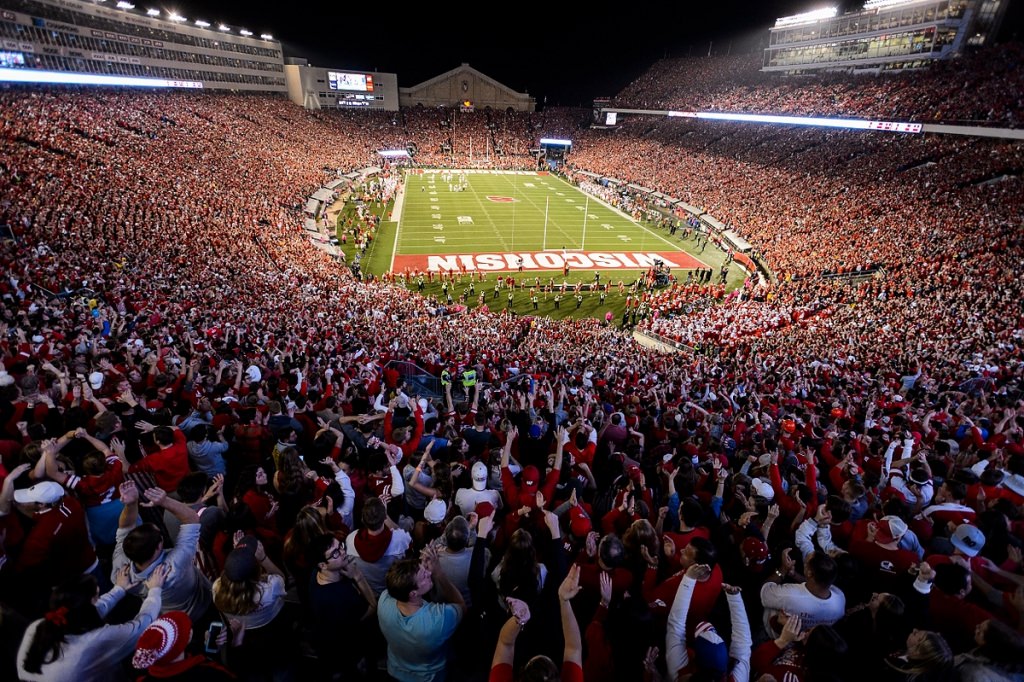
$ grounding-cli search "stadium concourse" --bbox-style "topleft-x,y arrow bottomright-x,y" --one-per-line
0,43 -> 1023,682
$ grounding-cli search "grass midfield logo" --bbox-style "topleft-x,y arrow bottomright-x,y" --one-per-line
486,196 -> 518,203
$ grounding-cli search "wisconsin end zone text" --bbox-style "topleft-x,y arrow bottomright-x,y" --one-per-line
391,251 -> 705,273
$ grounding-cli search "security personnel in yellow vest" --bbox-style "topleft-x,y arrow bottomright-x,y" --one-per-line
462,368 -> 477,388
441,369 -> 452,387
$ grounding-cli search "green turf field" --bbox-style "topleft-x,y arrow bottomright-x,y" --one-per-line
348,169 -> 747,321
386,170 -> 704,275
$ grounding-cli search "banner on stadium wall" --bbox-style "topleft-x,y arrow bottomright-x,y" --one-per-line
392,251 -> 707,273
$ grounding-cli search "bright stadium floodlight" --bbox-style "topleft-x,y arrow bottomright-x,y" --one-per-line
239,29 -> 253,36
378,150 -> 410,158
168,12 -> 187,22
0,68 -> 203,88
863,0 -> 919,8
774,6 -> 838,27
260,33 -> 273,40
218,24 -> 230,32
146,8 -> 160,15
539,138 -> 572,146
116,1 -> 135,8
194,19 -> 210,27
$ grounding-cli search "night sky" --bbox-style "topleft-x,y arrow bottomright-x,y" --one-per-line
152,0 -> 1020,105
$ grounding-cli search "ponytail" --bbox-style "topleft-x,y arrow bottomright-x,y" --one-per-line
22,576 -> 103,674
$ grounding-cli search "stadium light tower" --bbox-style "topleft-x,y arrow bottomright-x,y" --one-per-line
146,8 -> 160,15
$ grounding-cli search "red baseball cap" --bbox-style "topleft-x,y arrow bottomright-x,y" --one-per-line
741,537 -> 769,567
475,501 -> 495,519
569,506 -> 592,537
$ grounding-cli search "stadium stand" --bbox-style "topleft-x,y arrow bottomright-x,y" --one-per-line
611,44 -> 1024,126
0,40 -> 1022,682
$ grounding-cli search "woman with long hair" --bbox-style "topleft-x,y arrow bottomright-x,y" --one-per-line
623,518 -> 660,580
836,592 -> 908,678
492,528 -> 547,608
234,465 -> 278,533
212,536 -> 294,680
272,446 -> 314,531
752,613 -> 849,682
884,629 -> 957,682
955,619 -> 1024,682
233,464 -> 281,543
404,440 -> 452,521
17,565 -> 167,682
283,505 -> 332,605
40,428 -> 128,548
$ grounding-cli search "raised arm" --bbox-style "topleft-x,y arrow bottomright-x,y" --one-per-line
557,563 -> 584,667
424,545 -> 465,619
666,564 -> 710,678
491,600 -> 530,670
117,480 -> 141,529
724,584 -> 752,681
500,426 -> 515,469
0,463 -> 31,516
444,382 -> 455,415
143,486 -> 200,525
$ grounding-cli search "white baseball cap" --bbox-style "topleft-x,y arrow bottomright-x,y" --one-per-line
424,498 -> 447,524
750,478 -> 775,501
15,481 -> 65,505
471,461 -> 488,491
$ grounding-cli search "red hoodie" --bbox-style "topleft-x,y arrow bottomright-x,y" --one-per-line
130,429 -> 189,492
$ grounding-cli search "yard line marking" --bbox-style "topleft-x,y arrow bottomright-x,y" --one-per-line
550,175 -> 699,259
465,178 -> 511,252
502,174 -> 576,247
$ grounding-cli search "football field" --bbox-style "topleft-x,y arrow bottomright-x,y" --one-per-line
385,170 -> 707,276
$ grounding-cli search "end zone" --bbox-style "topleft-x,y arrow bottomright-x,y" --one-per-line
391,250 -> 709,273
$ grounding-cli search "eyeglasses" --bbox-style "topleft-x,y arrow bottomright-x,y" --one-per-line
326,546 -> 343,560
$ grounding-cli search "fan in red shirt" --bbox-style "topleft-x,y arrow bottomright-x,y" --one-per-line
848,516 -> 919,591
129,422 -> 190,493
644,537 -> 723,633
1,469 -> 98,609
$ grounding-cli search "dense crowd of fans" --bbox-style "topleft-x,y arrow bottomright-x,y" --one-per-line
611,44 -> 1024,127
0,40 -> 1023,682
